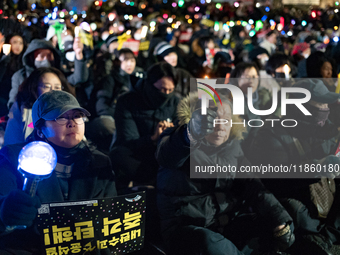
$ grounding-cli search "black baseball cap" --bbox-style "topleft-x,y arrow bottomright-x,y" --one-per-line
32,90 -> 90,127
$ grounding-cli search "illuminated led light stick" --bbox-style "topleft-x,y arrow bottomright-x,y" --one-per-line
6,141 -> 57,231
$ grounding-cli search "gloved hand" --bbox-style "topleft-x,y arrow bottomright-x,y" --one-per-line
0,190 -> 41,228
316,155 -> 340,179
188,107 -> 218,141
273,223 -> 295,251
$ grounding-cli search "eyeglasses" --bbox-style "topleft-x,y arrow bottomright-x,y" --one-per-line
39,84 -> 64,91
55,112 -> 87,125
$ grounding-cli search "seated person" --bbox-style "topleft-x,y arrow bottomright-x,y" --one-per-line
110,62 -> 179,190
156,93 -> 295,255
87,49 -> 143,153
0,90 -> 117,254
4,67 -> 74,146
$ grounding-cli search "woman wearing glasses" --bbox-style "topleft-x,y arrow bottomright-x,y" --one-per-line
4,67 -> 74,146
0,90 -> 117,254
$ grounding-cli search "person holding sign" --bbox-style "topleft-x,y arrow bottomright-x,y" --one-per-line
0,90 -> 117,254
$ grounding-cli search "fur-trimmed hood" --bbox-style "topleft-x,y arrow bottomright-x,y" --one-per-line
177,92 -> 247,140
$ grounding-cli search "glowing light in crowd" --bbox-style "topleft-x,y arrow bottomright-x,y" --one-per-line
255,20 -> 263,31
32,17 -> 38,24
108,13 -> 115,21
236,20 -> 241,25
70,18 -> 75,23
150,21 -> 156,27
301,20 -> 307,26
17,14 -> 22,20
261,15 -> 267,21
194,14 -> 199,19
44,16 -> 49,24
269,19 -> 275,26
287,31 -> 293,36
249,30 -> 256,37
311,11 -> 316,18
168,18 -> 173,23
172,2 -> 177,7
69,10 -> 74,15
249,19 -> 254,24
126,1 -> 130,5
130,1 -> 134,5
95,1 -> 99,5
73,14 -> 78,20
277,23 -> 283,31
31,3 -> 36,10
195,6 -> 200,12
48,13 -> 52,18
216,3 -> 222,9
229,21 -> 235,27
52,12 -> 57,20
185,15 -> 190,19
120,0 -> 125,3
60,12 -> 65,18
291,19 -> 295,25
246,24 -> 251,30
188,19 -> 193,24
265,7 -> 270,12
256,3 -> 260,7
141,4 -> 146,8
138,13 -> 143,18
53,7 -> 58,12
163,0 -> 167,4
141,26 -> 148,38
129,15 -> 133,20
242,21 -> 247,26
335,26 -> 339,30
124,15 -> 129,20
334,37 -> 339,42
45,9 -> 49,13
214,21 -> 219,31
206,0 -> 211,3
324,36 -> 330,44
178,0 -> 184,7
90,23 -> 97,31
335,9 -> 339,13
201,0 -> 205,4
281,30 -> 285,35
234,2 -> 239,7
336,1 -> 339,6
163,13 -> 168,19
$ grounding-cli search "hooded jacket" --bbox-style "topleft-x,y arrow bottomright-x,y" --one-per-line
8,39 -> 89,108
156,95 -> 292,242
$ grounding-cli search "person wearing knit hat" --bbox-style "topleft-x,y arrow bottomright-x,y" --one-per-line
105,34 -> 119,54
154,41 -> 193,98
154,41 -> 177,65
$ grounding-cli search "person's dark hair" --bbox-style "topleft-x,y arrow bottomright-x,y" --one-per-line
112,48 -> 135,69
16,67 -> 74,109
5,33 -> 27,53
230,62 -> 259,78
146,62 -> 177,86
306,51 -> 336,78
266,30 -> 276,38
265,53 -> 290,75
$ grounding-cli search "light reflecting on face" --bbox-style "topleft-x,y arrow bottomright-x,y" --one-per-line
238,67 -> 259,94
204,103 -> 232,147
9,35 -> 24,55
37,73 -> 63,96
164,52 -> 178,67
42,109 -> 85,148
320,61 -> 332,79
119,54 -> 136,74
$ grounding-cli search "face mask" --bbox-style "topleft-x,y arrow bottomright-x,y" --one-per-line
134,33 -> 142,41
35,59 -> 52,68
65,51 -> 75,62
275,72 -> 286,79
306,104 -> 330,127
